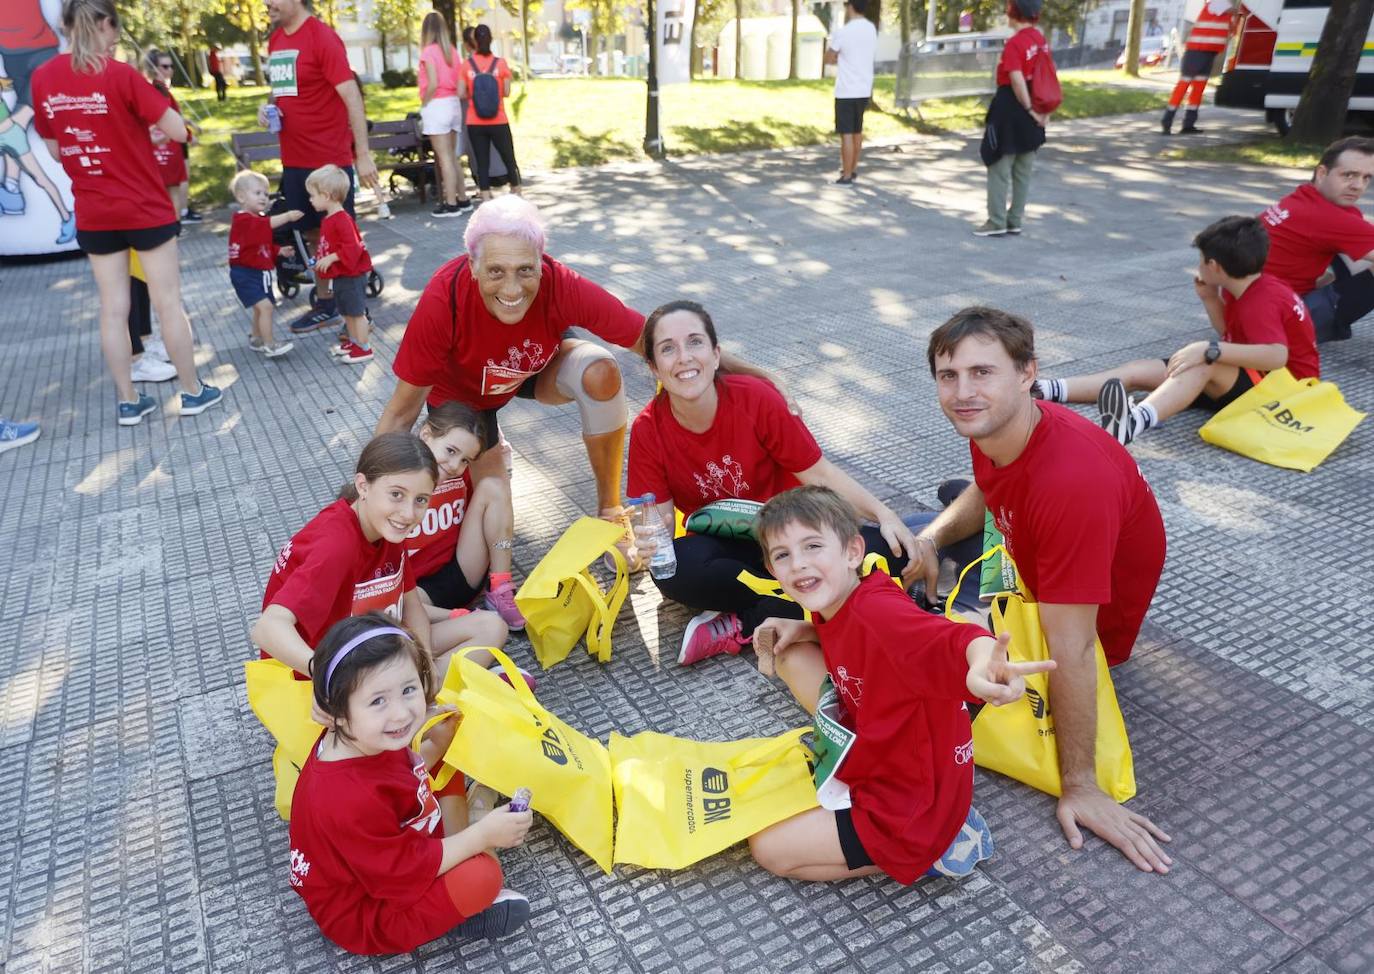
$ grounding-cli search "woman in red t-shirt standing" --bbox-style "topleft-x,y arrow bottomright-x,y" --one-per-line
456,24 -> 521,200
142,48 -> 199,224
31,0 -> 221,426
626,300 -> 924,667
974,0 -> 1050,238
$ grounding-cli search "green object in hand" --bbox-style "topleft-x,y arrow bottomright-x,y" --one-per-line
684,498 -> 764,540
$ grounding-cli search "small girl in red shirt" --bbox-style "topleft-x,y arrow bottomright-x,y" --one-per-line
288,613 -> 533,954
307,163 -> 375,363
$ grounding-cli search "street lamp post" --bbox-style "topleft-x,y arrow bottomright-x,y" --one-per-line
644,0 -> 665,158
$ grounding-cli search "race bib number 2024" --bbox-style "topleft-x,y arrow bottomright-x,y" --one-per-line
268,50 -> 300,98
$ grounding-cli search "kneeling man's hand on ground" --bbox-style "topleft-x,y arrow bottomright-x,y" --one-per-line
1057,783 -> 1173,874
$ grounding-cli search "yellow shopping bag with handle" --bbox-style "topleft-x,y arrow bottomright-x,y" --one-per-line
439,646 -> 615,872
610,727 -> 819,870
946,548 -> 1136,802
515,516 -> 629,669
1199,368 -> 1365,472
244,657 -> 323,820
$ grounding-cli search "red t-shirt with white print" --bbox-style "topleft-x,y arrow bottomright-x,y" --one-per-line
813,572 -> 988,884
260,498 -> 414,653
288,741 -> 467,954
1222,273 -> 1320,380
627,374 -> 824,516
267,15 -> 356,168
997,26 -> 1046,87
31,54 -> 178,231
316,208 -> 372,278
392,255 -> 644,412
1260,183 -> 1374,295
971,403 -> 1166,667
229,211 -> 279,270
406,473 -> 472,579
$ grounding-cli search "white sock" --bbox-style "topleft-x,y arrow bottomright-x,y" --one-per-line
3,179 -> 18,192
1134,402 -> 1159,434
1034,378 -> 1068,403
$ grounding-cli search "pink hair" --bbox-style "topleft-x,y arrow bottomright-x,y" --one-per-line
463,196 -> 548,261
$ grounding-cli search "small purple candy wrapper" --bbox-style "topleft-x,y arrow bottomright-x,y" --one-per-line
508,788 -> 532,813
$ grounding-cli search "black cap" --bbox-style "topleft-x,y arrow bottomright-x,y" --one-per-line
1015,0 -> 1043,18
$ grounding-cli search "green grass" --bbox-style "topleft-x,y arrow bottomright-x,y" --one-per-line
1165,138 -> 1323,170
176,72 -> 1170,206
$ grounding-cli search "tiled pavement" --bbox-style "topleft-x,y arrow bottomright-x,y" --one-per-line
1,106 -> 1371,973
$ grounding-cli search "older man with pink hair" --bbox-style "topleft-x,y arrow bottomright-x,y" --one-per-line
375,196 -> 784,576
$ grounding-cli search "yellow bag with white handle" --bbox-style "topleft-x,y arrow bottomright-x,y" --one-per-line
1199,368 -> 1365,472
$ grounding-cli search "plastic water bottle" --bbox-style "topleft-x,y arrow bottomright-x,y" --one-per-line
263,104 -> 282,134
633,492 -> 677,580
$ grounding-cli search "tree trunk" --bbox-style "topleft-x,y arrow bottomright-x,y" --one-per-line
434,0 -> 457,39
589,29 -> 601,74
690,0 -> 701,80
520,0 -> 531,90
1122,0 -> 1146,78
788,0 -> 800,79
249,23 -> 265,85
1290,0 -> 1374,142
380,32 -> 389,72
900,0 -> 910,48
734,0 -> 743,79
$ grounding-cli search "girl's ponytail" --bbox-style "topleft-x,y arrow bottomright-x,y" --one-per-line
62,0 -> 118,75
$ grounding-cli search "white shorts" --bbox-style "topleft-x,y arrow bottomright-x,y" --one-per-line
420,96 -> 463,136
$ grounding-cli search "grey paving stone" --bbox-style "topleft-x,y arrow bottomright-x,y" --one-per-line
1308,905 -> 1374,974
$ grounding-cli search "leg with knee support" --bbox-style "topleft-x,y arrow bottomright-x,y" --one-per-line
553,341 -> 627,436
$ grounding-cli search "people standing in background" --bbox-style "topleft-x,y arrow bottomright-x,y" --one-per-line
418,12 -> 472,218
208,46 -> 227,101
456,25 -> 521,200
1161,0 -> 1235,135
823,0 -> 878,185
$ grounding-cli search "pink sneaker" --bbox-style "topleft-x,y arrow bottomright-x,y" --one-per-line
483,580 -> 527,631
488,661 -> 537,692
679,611 -> 746,666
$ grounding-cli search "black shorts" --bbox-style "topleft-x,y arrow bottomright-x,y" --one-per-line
1179,49 -> 1218,78
77,222 -> 180,256
835,808 -> 875,870
835,97 -> 869,135
417,558 -> 485,611
475,376 -> 539,450
280,165 -> 356,233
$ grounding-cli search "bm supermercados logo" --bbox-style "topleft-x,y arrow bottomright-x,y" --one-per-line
1026,687 -> 1048,719
684,766 -> 732,833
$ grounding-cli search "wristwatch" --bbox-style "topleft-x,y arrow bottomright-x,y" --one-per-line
1204,340 -> 1221,364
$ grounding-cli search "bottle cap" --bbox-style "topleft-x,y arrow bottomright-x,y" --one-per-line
641,492 -> 656,505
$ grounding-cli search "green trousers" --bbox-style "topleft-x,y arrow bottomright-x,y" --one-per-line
985,151 -> 1035,229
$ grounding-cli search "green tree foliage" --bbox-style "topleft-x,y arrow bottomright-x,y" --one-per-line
565,0 -> 630,74
373,0 -> 418,70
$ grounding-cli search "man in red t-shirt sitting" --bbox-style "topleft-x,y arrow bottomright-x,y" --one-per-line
1260,136 -> 1374,343
910,307 -> 1173,875
373,196 -> 789,568
261,0 -> 380,334
1029,215 -> 1319,444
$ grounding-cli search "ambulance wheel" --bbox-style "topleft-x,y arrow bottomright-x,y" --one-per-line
1266,108 -> 1292,138
366,270 -> 384,297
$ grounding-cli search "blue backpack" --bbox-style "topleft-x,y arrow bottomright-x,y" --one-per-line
469,57 -> 501,120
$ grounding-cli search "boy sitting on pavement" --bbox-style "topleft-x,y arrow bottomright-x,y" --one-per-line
746,485 -> 1054,883
1032,215 -> 1319,445
229,169 -> 301,358
307,164 -> 376,364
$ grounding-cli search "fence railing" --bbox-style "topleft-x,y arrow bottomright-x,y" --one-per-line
893,43 -> 1120,111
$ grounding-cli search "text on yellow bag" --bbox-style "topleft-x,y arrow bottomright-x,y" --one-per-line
1199,367 -> 1366,472
946,548 -> 1136,802
610,727 -> 819,870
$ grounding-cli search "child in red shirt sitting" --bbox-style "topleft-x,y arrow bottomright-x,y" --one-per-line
307,164 -> 375,363
229,169 -> 302,357
288,612 -> 532,954
747,486 -> 1054,883
1032,215 -> 1320,445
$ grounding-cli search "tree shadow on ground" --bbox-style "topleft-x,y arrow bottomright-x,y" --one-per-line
669,118 -> 828,154
551,126 -> 639,167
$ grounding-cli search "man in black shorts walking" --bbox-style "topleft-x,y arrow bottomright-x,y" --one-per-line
824,0 -> 877,185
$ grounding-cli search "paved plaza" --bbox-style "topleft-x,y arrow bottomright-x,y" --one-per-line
1,106 -> 1372,973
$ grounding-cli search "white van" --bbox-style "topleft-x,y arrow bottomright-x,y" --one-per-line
915,30 -> 1012,55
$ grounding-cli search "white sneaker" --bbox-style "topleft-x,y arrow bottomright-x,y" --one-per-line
130,356 -> 178,382
142,337 -> 169,361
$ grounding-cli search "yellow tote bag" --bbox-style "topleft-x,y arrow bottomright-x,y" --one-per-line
610,728 -> 819,870
946,548 -> 1136,802
1199,368 -> 1366,472
514,517 -> 629,669
245,658 -> 324,820
440,647 -> 616,873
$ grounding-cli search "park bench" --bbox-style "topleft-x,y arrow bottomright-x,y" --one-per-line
228,116 -> 437,203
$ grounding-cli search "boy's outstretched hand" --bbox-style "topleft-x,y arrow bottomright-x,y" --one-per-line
966,632 -> 1056,705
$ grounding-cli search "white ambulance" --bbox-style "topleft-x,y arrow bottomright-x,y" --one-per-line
1214,0 -> 1374,133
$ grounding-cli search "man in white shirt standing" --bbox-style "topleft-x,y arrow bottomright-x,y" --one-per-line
825,0 -> 878,185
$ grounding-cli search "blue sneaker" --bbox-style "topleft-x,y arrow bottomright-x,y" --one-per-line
117,393 -> 158,427
180,382 -> 223,417
56,214 -> 77,245
0,418 -> 40,453
926,805 -> 994,879
289,305 -> 341,334
0,184 -> 23,215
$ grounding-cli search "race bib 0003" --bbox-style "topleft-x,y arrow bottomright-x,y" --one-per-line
268,50 -> 300,97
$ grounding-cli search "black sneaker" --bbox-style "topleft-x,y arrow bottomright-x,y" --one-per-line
455,888 -> 530,939
1097,378 -> 1134,445
289,307 -> 342,334
181,208 -> 204,224
453,198 -> 474,211
432,202 -> 459,218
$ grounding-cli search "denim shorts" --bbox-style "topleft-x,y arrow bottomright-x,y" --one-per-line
230,265 -> 275,308
331,273 -> 368,317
